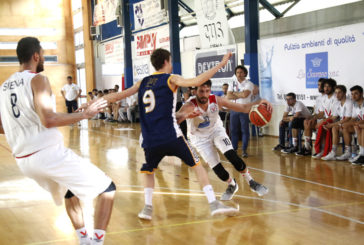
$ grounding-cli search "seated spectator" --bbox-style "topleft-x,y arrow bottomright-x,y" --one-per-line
88,91 -> 94,100
219,83 -> 229,121
336,85 -> 364,162
118,99 -> 128,122
92,88 -> 98,97
355,121 -> 364,165
312,78 -> 338,159
296,78 -> 325,156
273,93 -> 311,153
321,85 -> 353,161
126,93 -> 138,122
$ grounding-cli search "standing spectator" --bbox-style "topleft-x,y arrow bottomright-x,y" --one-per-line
227,66 -> 254,158
61,76 -> 81,113
219,83 -> 229,121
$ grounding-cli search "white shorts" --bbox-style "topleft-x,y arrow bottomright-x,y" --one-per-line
189,127 -> 233,168
16,143 -> 112,205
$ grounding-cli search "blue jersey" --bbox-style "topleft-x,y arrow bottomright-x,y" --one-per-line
138,72 -> 183,148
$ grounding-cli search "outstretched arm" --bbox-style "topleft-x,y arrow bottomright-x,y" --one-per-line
170,53 -> 232,89
176,102 -> 200,124
32,74 -> 107,128
103,81 -> 141,103
217,96 -> 272,114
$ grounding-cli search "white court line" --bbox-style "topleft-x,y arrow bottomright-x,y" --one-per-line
85,128 -> 364,196
117,184 -> 364,225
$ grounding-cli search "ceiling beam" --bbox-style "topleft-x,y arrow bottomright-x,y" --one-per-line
259,0 -> 283,18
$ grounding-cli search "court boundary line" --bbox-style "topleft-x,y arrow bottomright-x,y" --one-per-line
25,185 -> 364,245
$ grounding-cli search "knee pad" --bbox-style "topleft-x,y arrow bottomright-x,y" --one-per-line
224,149 -> 246,172
103,181 -> 116,193
212,163 -> 230,182
64,190 -> 75,199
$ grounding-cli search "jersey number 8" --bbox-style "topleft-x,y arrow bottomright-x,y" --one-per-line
142,90 -> 155,113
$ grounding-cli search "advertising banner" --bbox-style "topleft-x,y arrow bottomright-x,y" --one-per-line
104,38 -> 123,64
93,0 -> 119,26
258,22 -> 364,105
195,45 -> 237,92
133,0 -> 167,31
134,24 -> 170,57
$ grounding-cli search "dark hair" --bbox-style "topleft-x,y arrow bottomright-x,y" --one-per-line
200,80 -> 212,88
350,85 -> 363,94
318,77 -> 326,82
92,88 -> 98,92
103,89 -> 109,94
335,85 -> 347,94
16,37 -> 42,64
115,84 -> 119,88
98,90 -> 103,94
151,48 -> 170,70
67,76 -> 72,80
88,91 -> 93,95
234,65 -> 248,76
286,92 -> 296,100
222,83 -> 228,86
323,78 -> 337,89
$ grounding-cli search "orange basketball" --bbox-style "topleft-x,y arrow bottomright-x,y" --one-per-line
249,104 -> 272,127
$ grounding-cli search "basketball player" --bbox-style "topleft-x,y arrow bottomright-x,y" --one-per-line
0,37 -> 115,245
102,48 -> 238,220
176,80 -> 271,200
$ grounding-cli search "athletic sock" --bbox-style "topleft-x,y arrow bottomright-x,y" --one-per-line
203,185 -> 216,203
76,227 -> 89,244
242,170 -> 253,184
228,178 -> 236,186
292,138 -> 298,147
345,145 -> 352,153
304,136 -> 311,149
144,188 -> 153,206
92,229 -> 105,245
332,144 -> 337,152
360,146 -> 364,156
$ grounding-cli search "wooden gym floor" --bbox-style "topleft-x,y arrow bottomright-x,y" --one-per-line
0,120 -> 363,245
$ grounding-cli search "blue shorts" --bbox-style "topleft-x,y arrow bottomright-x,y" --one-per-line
140,137 -> 200,174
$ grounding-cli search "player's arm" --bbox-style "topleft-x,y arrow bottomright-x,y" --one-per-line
103,81 -> 141,103
175,102 -> 200,124
169,53 -> 232,89
227,90 -> 251,100
216,96 -> 272,114
0,115 -> 4,134
61,89 -> 65,99
32,74 -> 107,128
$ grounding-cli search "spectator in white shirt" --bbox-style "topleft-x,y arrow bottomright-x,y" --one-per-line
227,66 -> 254,158
61,76 -> 81,113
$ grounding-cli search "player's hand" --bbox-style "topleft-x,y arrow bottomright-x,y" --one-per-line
75,103 -> 87,112
259,99 -> 273,113
220,52 -> 232,67
83,98 -> 108,118
186,110 -> 202,119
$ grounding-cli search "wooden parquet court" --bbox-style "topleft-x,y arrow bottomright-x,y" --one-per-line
0,121 -> 363,245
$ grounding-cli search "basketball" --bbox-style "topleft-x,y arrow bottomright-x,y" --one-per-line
249,104 -> 272,127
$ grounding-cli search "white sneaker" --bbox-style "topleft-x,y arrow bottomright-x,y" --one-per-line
312,151 -> 324,159
321,151 -> 336,161
210,200 -> 239,216
138,205 -> 153,220
336,151 -> 351,161
349,154 -> 360,163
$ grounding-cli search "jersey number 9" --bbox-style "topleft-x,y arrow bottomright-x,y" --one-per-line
143,90 -> 155,113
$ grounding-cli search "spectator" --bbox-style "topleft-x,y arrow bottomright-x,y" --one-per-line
126,93 -> 138,122
61,76 -> 81,113
219,83 -> 229,121
312,78 -> 338,159
296,78 -> 325,156
92,88 -> 98,97
336,85 -> 364,162
321,85 -> 353,160
274,93 -> 311,153
87,91 -> 94,100
227,65 -> 254,158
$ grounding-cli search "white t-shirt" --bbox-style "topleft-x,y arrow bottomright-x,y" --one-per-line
314,94 -> 325,114
333,98 -> 353,120
227,75 -> 254,104
0,70 -> 63,157
126,93 -> 138,107
285,101 -> 311,119
61,83 -> 80,101
351,100 -> 364,120
320,94 -> 338,118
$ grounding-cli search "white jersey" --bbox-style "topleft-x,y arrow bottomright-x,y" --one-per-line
351,100 -> 364,121
0,70 -> 63,157
187,95 -> 223,138
320,94 -> 338,118
314,94 -> 325,114
333,98 -> 353,120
